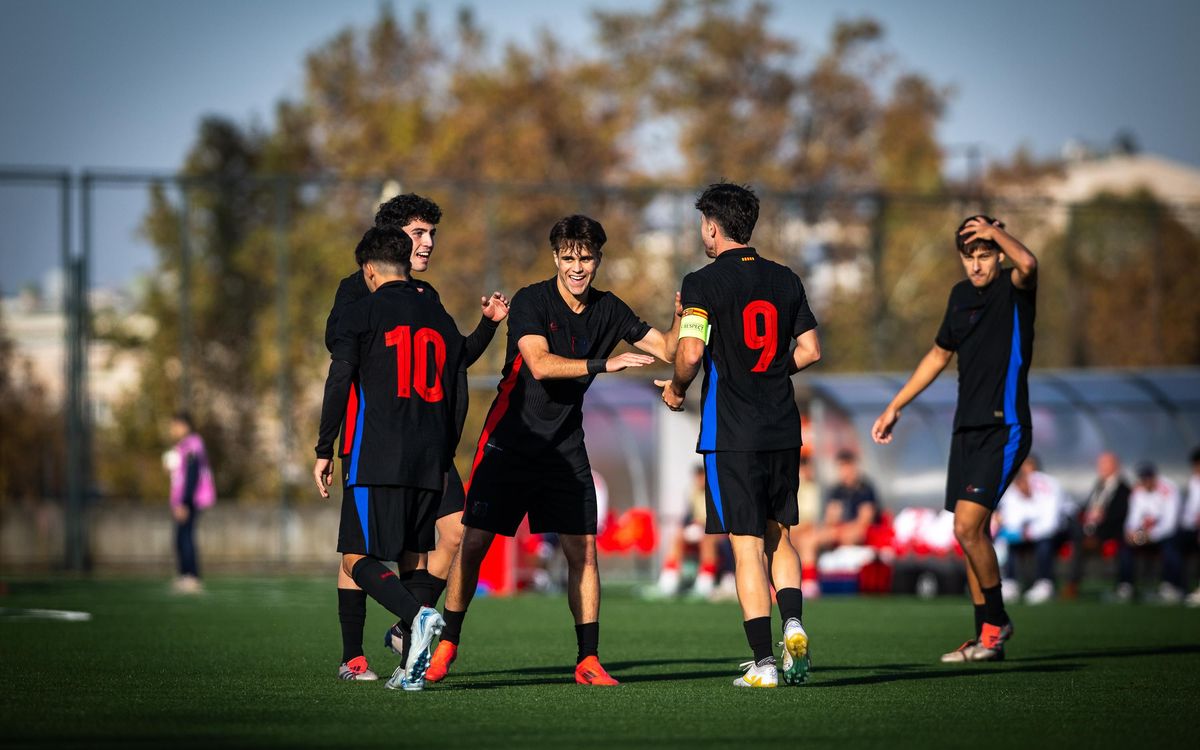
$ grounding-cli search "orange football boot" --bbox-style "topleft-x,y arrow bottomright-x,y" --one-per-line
425,641 -> 457,683
574,655 -> 620,686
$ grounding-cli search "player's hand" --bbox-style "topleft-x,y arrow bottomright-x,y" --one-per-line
871,407 -> 900,444
674,291 -> 683,318
172,504 -> 189,523
654,379 -> 685,411
958,216 -> 1006,244
606,352 -> 656,373
481,291 -> 509,322
313,458 -> 334,498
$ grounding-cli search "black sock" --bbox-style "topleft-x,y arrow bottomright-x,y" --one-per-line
401,570 -> 435,608
429,575 -> 447,608
776,587 -> 803,627
973,603 -> 986,638
575,622 -> 600,664
743,616 -> 774,664
441,608 -> 467,645
337,587 -> 367,663
981,584 -> 1010,626
349,557 -> 421,626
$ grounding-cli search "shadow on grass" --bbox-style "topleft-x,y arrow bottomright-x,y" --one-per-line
1006,644 -> 1200,663
803,662 -> 1082,688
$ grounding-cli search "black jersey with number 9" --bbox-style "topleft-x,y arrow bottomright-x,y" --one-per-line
679,248 -> 817,452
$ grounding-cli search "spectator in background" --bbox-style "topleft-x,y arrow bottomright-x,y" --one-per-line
1119,461 -> 1182,603
996,455 -> 1065,604
163,412 -> 216,594
658,465 -> 722,597
1065,451 -> 1130,599
795,450 -> 879,597
1181,448 -> 1200,607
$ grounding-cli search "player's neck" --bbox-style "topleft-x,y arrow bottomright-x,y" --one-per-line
555,276 -> 589,313
710,241 -> 749,258
369,272 -> 409,291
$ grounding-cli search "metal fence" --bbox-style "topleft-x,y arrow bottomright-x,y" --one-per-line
3,167 -> 1199,571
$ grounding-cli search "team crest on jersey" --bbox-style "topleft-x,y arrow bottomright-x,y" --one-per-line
549,321 -> 560,332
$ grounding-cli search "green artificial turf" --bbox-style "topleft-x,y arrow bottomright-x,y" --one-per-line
1,577 -> 1197,748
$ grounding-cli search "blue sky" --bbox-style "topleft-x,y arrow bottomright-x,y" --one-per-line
1,0 -> 1198,291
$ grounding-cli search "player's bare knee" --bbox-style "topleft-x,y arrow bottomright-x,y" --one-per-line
340,553 -> 365,578
460,528 -> 494,563
560,534 -> 597,569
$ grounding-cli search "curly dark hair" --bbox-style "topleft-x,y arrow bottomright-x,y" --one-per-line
373,193 -> 442,232
694,182 -> 759,245
549,214 -> 607,255
356,226 -> 412,273
955,215 -> 1004,256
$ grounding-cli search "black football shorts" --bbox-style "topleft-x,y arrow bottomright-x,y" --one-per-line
703,449 -> 800,537
338,484 -> 438,561
945,424 -> 1032,512
436,464 -> 468,519
462,440 -> 597,537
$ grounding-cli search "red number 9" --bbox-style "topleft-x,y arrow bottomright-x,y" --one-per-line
742,300 -> 778,373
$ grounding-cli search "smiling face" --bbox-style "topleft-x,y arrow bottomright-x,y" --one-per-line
403,220 -> 436,273
960,246 -> 1004,288
553,243 -> 600,300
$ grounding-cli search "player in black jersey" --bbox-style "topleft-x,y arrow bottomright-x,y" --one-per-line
324,194 -> 509,682
872,216 -> 1037,662
657,183 -> 821,688
427,214 -> 682,686
314,226 -> 468,690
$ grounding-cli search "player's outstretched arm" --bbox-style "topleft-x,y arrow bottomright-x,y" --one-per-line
463,292 -> 510,367
959,217 -> 1038,289
518,334 -> 654,381
633,292 -> 684,364
789,329 -> 822,374
655,336 -> 703,411
871,344 -> 952,444
313,358 -> 356,497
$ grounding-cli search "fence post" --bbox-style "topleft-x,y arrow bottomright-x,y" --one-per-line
178,184 -> 192,409
275,178 -> 293,564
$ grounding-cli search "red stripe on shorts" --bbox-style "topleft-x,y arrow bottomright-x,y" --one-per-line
465,355 -> 523,492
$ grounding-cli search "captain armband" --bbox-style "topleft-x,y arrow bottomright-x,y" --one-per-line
678,307 -> 711,344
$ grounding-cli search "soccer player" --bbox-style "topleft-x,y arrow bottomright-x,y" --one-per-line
324,193 -> 508,681
658,183 -> 822,688
314,226 -> 467,691
428,214 -> 681,686
871,215 -> 1037,663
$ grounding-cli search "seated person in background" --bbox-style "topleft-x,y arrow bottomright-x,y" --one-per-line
796,450 -> 879,596
1183,448 -> 1200,607
1119,461 -> 1183,603
790,454 -> 822,597
1065,451 -> 1130,599
996,455 -> 1065,605
657,465 -> 721,597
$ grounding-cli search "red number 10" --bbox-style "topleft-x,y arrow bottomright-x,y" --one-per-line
742,300 -> 778,372
384,325 -> 446,402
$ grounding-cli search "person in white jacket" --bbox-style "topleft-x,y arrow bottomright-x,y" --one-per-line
996,456 -> 1065,604
1118,462 -> 1183,602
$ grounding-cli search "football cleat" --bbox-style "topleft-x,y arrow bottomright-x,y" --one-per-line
574,655 -> 620,686
383,621 -> 405,657
425,640 -> 457,683
940,640 -> 978,663
970,621 -> 1015,661
386,606 -> 445,691
779,618 -> 810,685
337,655 -> 378,681
733,657 -> 778,688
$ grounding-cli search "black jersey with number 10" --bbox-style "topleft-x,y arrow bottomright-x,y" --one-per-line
323,280 -> 466,490
680,247 -> 817,452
